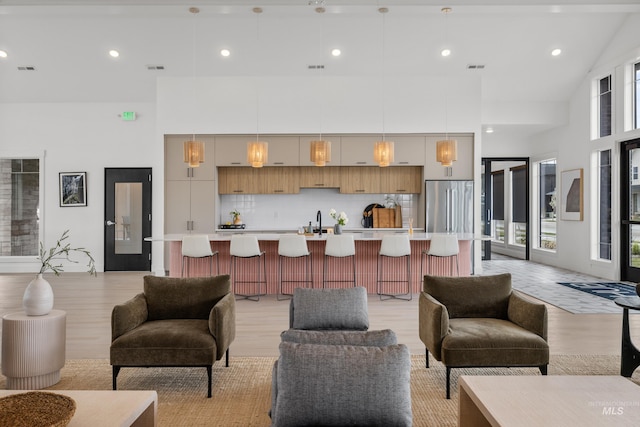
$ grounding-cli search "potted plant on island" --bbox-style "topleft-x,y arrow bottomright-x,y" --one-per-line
230,209 -> 242,225
329,209 -> 349,235
23,230 -> 96,316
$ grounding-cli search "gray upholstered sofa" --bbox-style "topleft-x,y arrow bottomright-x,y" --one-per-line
270,287 -> 413,426
110,275 -> 236,398
419,273 -> 549,398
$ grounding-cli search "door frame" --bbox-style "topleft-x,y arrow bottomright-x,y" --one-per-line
104,167 -> 152,271
481,157 -> 530,261
620,138 -> 640,281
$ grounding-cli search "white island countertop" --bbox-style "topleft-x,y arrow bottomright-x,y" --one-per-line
147,231 -> 486,241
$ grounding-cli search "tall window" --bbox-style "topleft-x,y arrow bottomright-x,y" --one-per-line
598,150 -> 612,260
538,159 -> 556,250
492,171 -> 505,243
510,166 -> 527,247
599,75 -> 612,137
635,63 -> 640,129
0,159 -> 40,256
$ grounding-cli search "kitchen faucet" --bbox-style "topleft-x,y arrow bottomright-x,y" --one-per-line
317,210 -> 322,236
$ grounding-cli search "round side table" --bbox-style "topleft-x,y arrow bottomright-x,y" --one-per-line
1,310 -> 66,390
614,296 -> 640,377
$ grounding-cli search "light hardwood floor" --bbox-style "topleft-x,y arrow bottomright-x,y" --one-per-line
1,259 -> 639,362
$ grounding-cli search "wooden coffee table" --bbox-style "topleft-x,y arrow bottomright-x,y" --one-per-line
0,390 -> 157,427
459,375 -> 640,426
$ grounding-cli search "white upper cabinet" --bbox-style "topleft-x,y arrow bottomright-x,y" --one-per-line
265,136 -> 300,166
214,135 -> 251,166
299,136 -> 342,166
424,134 -> 474,180
340,136 -> 376,166
391,135 -> 427,166
165,135 -> 215,181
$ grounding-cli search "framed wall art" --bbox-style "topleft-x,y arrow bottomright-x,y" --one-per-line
560,168 -> 583,221
59,172 -> 87,207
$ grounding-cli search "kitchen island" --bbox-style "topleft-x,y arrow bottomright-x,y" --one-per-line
151,231 -> 478,295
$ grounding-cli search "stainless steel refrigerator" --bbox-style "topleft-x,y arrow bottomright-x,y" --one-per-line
425,180 -> 474,233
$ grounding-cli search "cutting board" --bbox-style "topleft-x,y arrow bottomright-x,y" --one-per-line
373,206 -> 402,228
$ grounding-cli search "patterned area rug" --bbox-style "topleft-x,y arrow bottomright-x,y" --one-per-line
1,355 -> 637,426
557,282 -> 638,301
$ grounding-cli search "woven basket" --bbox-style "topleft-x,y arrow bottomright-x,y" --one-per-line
0,391 -> 76,427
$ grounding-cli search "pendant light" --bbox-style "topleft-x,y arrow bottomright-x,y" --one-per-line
436,7 -> 457,171
309,6 -> 332,167
247,7 -> 268,168
183,7 -> 205,168
374,7 -> 394,167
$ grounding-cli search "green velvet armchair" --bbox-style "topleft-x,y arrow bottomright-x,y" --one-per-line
419,273 -> 549,399
110,275 -> 236,398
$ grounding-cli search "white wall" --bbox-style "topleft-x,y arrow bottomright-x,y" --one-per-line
0,102 -> 157,273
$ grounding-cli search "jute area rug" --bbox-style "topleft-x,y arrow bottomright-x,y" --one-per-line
1,354 -> 638,426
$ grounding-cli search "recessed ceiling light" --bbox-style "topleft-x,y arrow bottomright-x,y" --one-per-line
0,50 -> 7,58
220,49 -> 231,57
551,48 -> 562,57
331,48 -> 341,57
441,48 -> 451,57
109,50 -> 120,58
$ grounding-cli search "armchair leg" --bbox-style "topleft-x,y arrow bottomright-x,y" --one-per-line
112,366 -> 121,390
446,367 -> 452,399
207,366 -> 212,398
539,364 -> 548,375
425,348 -> 430,368
225,348 -> 230,367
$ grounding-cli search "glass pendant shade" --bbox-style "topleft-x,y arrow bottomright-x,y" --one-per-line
310,140 -> 331,167
436,139 -> 458,167
374,141 -> 394,167
183,140 -> 205,167
247,141 -> 268,168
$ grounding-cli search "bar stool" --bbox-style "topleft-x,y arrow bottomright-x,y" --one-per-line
421,234 -> 459,280
377,234 -> 412,301
230,235 -> 266,301
181,235 -> 219,277
277,234 -> 312,300
323,234 -> 356,289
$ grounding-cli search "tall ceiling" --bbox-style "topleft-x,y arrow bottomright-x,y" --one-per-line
1,1 -> 638,135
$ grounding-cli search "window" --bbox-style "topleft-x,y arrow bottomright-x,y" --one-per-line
492,171 -> 505,243
510,166 -> 527,247
538,159 -> 556,250
0,158 -> 40,256
634,166 -> 638,181
635,62 -> 640,129
598,150 -> 612,260
599,75 -> 612,137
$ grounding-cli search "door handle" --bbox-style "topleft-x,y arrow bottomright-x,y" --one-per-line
106,220 -> 117,226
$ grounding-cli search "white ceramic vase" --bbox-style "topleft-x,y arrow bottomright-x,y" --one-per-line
334,224 -> 343,235
23,273 -> 54,316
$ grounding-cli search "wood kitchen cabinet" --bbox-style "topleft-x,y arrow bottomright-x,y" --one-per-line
265,136 -> 300,166
299,166 -> 341,188
379,166 -> 423,193
218,167 -> 299,194
340,166 -> 381,194
392,135 -> 427,166
214,135 -> 251,166
340,136 -> 376,166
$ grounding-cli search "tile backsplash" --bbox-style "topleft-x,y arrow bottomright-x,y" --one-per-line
219,188 -> 417,230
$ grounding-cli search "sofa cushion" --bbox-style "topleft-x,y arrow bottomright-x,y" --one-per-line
290,287 -> 369,330
423,273 -> 512,319
441,318 -> 549,367
110,319 -> 216,366
271,341 -> 412,427
280,329 -> 397,347
143,275 -> 231,321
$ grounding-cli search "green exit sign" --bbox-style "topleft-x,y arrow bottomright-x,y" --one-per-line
121,111 -> 136,121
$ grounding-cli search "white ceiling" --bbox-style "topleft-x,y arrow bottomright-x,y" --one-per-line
0,1 -> 639,136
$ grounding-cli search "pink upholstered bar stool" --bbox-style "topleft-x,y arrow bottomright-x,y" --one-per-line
323,234 -> 356,289
377,234 -> 412,301
277,234 -> 312,300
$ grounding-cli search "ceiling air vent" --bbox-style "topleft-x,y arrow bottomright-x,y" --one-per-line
467,64 -> 486,70
147,65 -> 165,70
308,65 -> 325,70
17,66 -> 36,71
